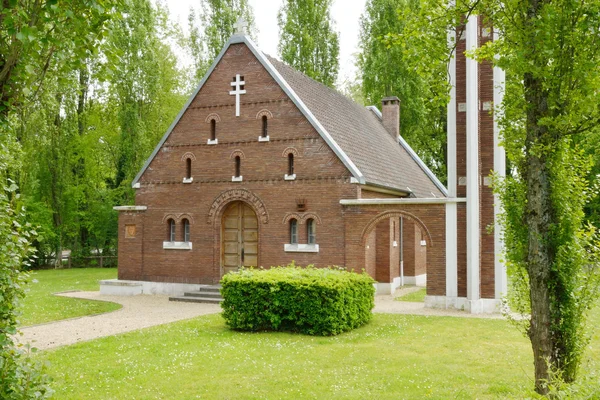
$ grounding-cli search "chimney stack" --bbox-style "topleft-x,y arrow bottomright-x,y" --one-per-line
382,96 -> 400,140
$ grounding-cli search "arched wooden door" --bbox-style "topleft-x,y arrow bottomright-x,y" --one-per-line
221,201 -> 259,276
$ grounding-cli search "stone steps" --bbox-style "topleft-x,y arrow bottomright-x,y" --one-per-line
169,285 -> 223,304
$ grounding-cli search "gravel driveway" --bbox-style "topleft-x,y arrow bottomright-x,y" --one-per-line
16,288 -> 503,351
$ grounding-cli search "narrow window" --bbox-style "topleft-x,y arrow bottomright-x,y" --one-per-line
210,119 -> 216,141
290,219 -> 298,244
186,158 -> 192,179
262,115 -> 268,137
183,219 -> 190,242
235,156 -> 241,178
307,219 -> 316,244
288,153 -> 294,175
167,219 -> 175,242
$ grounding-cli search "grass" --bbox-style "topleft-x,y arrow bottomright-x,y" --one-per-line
395,288 -> 427,302
39,313 -> 539,399
19,268 -> 120,327
27,270 -> 600,398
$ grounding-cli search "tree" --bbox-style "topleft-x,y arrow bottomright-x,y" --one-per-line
396,0 -> 600,394
0,1 -> 120,397
277,0 -> 339,88
481,0 -> 600,392
187,0 -> 257,80
357,0 -> 447,181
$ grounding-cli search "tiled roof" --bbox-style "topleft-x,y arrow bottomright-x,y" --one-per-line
266,56 -> 446,198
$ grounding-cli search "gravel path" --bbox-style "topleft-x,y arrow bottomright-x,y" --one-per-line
16,292 -> 220,350
17,288 -> 503,351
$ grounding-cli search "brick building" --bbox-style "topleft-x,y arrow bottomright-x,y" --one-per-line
105,18 -> 506,313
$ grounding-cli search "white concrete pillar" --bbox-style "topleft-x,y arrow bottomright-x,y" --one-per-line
446,27 -> 458,299
493,29 -> 507,300
466,15 -> 480,301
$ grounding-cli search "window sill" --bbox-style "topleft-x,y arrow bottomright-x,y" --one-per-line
258,135 -> 270,142
207,139 -> 218,145
182,177 -> 193,184
284,243 -> 319,253
284,174 -> 296,181
232,176 -> 243,182
163,241 -> 193,250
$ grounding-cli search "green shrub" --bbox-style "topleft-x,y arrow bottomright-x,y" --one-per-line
220,264 -> 376,336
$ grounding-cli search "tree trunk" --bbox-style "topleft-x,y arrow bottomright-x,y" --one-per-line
524,69 -> 555,395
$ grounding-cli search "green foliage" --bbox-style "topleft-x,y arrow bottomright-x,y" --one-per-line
0,146 -> 52,398
277,0 -> 339,87
357,0 -> 447,181
187,0 -> 257,80
0,0 -> 121,122
221,265 -> 375,335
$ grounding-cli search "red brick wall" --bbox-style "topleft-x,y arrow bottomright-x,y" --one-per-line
478,17 -> 496,299
402,219 -> 416,276
414,225 -> 427,276
117,211 -> 145,281
375,219 -> 390,281
365,229 -> 376,277
118,42 -> 361,284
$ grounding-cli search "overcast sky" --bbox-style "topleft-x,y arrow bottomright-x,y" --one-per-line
163,0 -> 367,84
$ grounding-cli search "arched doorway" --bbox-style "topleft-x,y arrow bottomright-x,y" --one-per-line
363,212 -> 432,294
221,201 -> 259,276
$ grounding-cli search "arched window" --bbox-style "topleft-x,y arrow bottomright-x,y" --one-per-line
186,158 -> 192,179
235,156 -> 241,178
288,153 -> 294,176
210,119 -> 216,141
167,219 -> 175,242
182,219 -> 190,242
262,115 -> 268,138
307,219 -> 316,244
290,219 -> 298,244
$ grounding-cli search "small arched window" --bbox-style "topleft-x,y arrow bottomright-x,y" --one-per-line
186,158 -> 192,179
182,219 -> 190,242
288,153 -> 294,176
235,156 -> 241,178
290,219 -> 298,244
262,115 -> 268,138
307,219 -> 316,244
167,219 -> 175,242
210,119 -> 216,141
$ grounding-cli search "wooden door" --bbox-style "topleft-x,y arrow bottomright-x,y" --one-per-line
222,202 -> 259,276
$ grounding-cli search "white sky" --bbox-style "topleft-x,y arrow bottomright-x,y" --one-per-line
163,0 -> 367,85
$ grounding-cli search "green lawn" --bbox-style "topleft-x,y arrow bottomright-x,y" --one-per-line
27,269 -> 600,398
19,268 -> 120,326
40,313 -> 538,399
396,288 -> 427,302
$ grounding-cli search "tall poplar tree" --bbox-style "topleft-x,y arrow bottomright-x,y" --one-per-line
188,0 -> 256,80
358,0 -> 447,181
394,0 -> 600,394
277,0 -> 339,88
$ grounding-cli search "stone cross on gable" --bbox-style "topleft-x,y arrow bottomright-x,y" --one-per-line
234,17 -> 248,35
230,74 -> 246,117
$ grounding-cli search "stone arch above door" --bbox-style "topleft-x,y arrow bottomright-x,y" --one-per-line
207,189 -> 269,225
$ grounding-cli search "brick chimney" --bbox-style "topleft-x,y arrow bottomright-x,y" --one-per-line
382,96 -> 400,140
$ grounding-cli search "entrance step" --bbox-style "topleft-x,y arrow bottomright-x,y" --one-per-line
169,284 -> 223,304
